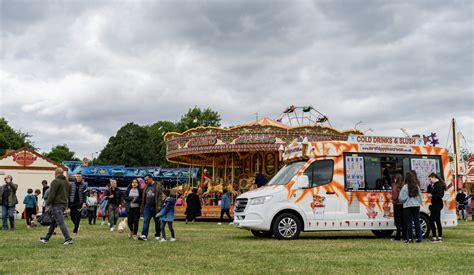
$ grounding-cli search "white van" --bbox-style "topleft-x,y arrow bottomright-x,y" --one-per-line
233,136 -> 457,239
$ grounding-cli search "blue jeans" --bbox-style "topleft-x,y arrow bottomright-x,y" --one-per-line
2,205 -> 15,230
44,206 -> 71,241
404,206 -> 422,241
141,206 -> 160,238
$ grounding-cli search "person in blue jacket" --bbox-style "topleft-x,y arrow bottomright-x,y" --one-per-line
156,189 -> 176,242
218,189 -> 232,225
23,188 -> 37,228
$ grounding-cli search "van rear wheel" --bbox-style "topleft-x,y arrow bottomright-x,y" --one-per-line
272,213 -> 301,240
372,230 -> 394,238
251,230 -> 273,238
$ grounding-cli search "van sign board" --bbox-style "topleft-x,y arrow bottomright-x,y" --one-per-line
359,144 -> 414,154
348,135 -> 423,146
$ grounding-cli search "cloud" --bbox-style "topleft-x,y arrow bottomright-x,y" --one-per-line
0,0 -> 473,158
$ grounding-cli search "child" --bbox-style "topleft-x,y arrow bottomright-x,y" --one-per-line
156,189 -> 177,242
87,190 -> 99,225
23,189 -> 37,228
32,189 -> 41,226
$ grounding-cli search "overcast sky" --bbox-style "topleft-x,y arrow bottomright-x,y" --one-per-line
1,0 -> 473,159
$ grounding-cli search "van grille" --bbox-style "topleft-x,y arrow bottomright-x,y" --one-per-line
234,198 -> 248,213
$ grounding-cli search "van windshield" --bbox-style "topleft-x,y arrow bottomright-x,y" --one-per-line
267,161 -> 306,186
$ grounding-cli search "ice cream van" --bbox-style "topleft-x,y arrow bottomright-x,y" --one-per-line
233,135 -> 457,240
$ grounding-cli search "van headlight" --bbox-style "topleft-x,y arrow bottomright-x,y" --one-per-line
249,196 -> 273,205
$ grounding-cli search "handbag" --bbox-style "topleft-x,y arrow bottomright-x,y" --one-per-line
38,212 -> 53,226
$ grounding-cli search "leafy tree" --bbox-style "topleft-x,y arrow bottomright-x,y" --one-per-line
44,144 -> 78,163
145,121 -> 177,166
97,122 -> 153,166
176,106 -> 221,132
0,118 -> 35,155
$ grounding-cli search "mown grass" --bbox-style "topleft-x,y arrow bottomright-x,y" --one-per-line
0,219 -> 473,274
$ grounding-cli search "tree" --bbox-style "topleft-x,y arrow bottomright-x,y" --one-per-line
44,144 -> 78,163
176,106 -> 221,132
0,118 -> 35,155
97,123 -> 153,166
145,121 -> 177,166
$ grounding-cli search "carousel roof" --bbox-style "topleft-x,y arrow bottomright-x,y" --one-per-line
164,116 -> 363,166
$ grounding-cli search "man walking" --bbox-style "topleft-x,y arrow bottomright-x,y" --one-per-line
40,168 -> 73,244
0,175 -> 18,231
107,179 -> 122,232
69,172 -> 87,234
140,175 -> 163,241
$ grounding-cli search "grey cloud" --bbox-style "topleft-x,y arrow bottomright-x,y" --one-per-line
0,0 -> 472,158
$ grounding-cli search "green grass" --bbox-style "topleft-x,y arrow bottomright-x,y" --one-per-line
0,219 -> 473,274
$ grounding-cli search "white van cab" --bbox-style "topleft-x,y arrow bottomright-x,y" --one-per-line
233,135 -> 457,239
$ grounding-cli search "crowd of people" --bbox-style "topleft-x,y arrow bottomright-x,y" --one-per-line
1,168 -> 473,245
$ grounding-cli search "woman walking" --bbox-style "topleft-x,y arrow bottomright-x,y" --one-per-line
124,179 -> 143,240
399,171 -> 423,243
428,173 -> 446,242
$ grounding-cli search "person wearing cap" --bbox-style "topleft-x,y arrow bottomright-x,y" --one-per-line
86,189 -> 99,225
69,172 -> 87,234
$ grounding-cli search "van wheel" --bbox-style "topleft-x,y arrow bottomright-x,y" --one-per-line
419,213 -> 430,239
251,230 -> 273,238
371,230 -> 394,238
272,213 -> 301,240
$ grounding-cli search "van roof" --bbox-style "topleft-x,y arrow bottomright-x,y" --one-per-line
282,135 -> 448,162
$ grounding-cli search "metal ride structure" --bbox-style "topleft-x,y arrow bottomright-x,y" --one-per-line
276,105 -> 333,128
164,106 -> 363,219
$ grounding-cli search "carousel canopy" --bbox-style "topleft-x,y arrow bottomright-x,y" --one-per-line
164,117 -> 362,166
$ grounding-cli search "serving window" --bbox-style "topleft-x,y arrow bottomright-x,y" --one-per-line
344,153 -> 443,192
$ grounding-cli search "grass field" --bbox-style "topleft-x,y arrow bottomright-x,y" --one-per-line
0,219 -> 473,274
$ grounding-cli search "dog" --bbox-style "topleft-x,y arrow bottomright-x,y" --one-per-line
118,218 -> 128,233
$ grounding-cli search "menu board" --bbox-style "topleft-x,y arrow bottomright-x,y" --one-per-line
346,156 -> 365,190
411,158 -> 438,191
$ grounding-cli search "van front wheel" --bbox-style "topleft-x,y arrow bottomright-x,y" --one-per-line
272,213 -> 301,240
251,230 -> 273,238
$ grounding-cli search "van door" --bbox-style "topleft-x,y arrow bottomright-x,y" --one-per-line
297,159 -> 340,228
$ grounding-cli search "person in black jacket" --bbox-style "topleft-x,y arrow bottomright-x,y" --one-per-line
107,179 -> 122,232
124,179 -> 143,240
456,189 -> 468,220
69,173 -> 87,234
428,173 -> 446,242
185,188 -> 201,224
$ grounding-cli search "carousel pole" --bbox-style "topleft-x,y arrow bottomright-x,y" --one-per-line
224,157 -> 227,183
212,155 -> 215,183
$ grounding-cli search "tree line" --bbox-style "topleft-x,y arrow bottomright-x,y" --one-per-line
0,107 -> 221,166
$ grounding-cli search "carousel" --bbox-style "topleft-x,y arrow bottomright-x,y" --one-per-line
165,106 -> 363,219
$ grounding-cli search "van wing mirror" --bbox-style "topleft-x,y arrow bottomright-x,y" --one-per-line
296,175 -> 310,189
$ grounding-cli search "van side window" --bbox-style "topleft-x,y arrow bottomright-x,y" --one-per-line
344,153 -> 444,192
304,160 -> 334,187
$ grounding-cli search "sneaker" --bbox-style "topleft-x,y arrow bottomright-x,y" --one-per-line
437,237 -> 443,242
40,237 -> 48,244
170,238 -> 176,242
229,222 -> 233,225
108,222 -> 110,226
160,238 -> 167,242
431,237 -> 438,243
27,225 -> 31,229
415,239 -> 422,243
63,239 -> 74,245
139,235 -> 148,241
101,221 -> 105,226
155,237 -> 161,241
110,226 -> 115,232
217,223 -> 222,225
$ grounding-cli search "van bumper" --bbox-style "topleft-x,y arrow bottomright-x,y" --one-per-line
233,212 -> 271,231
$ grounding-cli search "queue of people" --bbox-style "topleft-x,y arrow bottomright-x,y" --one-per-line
393,171 -> 448,244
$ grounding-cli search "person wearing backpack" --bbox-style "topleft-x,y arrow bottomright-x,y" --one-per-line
23,189 -> 37,228
428,173 -> 446,242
